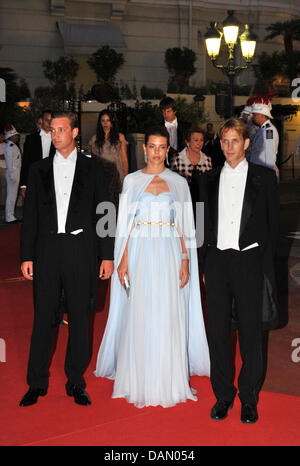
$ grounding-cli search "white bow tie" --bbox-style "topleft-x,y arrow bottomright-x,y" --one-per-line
165,120 -> 177,128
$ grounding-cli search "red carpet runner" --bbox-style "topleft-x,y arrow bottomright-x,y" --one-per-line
0,226 -> 299,446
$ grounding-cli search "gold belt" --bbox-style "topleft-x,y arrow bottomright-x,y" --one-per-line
136,221 -> 175,227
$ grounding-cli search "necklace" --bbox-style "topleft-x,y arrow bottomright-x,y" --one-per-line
187,148 -> 201,165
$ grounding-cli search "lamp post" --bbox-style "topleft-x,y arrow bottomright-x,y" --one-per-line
205,11 -> 257,117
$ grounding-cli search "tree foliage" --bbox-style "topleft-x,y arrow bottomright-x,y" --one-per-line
253,50 -> 300,94
165,47 -> 197,93
265,19 -> 300,81
42,56 -> 79,100
87,46 -> 125,83
127,98 -> 205,133
0,67 -> 33,132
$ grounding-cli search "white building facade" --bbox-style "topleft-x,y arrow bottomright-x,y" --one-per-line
0,0 -> 300,96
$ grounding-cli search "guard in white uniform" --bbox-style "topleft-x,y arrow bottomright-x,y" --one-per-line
4,124 -> 21,223
248,99 -> 279,175
239,104 -> 258,144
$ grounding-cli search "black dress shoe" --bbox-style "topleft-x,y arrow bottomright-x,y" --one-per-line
5,219 -> 20,225
241,403 -> 258,424
19,387 -> 47,407
210,399 -> 233,420
66,385 -> 91,406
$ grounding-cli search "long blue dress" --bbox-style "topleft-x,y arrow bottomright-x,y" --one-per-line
95,170 -> 210,408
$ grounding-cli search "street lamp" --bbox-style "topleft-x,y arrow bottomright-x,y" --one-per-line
205,10 -> 257,116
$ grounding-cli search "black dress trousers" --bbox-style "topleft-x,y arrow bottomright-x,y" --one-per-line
27,232 -> 97,391
204,246 -> 264,405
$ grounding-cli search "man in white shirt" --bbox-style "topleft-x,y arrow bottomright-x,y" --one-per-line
20,110 -> 55,198
192,118 -> 279,424
159,96 -> 190,165
19,112 -> 114,407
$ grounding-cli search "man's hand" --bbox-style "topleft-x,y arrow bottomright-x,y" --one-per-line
20,187 -> 26,199
21,261 -> 33,280
99,260 -> 114,280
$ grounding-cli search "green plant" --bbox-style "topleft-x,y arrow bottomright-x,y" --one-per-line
140,86 -> 164,100
252,51 -> 291,94
265,19 -> 300,81
126,97 -> 206,133
126,101 -> 162,133
87,46 -> 124,83
42,56 -> 79,100
31,86 -> 65,115
165,47 -> 197,93
0,67 -> 33,132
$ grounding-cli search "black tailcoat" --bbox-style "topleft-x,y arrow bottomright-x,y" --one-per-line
20,131 -> 56,187
20,152 -> 114,389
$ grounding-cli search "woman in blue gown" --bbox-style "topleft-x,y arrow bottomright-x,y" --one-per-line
94,126 -> 210,408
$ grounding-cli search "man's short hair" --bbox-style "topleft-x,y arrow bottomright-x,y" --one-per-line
218,118 -> 249,141
51,111 -> 79,130
159,96 -> 176,112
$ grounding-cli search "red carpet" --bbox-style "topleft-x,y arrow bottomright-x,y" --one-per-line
0,226 -> 299,446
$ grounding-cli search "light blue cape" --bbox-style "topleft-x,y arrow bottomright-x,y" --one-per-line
95,168 -> 210,378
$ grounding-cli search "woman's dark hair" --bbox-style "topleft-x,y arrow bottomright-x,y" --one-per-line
95,109 -> 120,149
144,126 -> 170,146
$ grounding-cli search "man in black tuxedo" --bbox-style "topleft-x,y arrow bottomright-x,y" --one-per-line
20,110 -> 55,198
192,118 -> 279,424
19,112 -> 114,407
159,96 -> 190,165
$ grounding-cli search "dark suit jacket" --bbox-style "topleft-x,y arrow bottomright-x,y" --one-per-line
20,131 -> 56,187
20,152 -> 114,265
192,161 -> 280,330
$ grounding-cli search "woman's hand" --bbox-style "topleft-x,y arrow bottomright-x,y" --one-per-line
179,259 -> 189,288
117,252 -> 129,286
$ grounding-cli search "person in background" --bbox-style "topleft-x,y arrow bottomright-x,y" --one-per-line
89,110 -> 128,207
159,96 -> 190,166
203,123 -> 225,168
204,123 -> 217,146
4,124 -> 22,224
239,100 -> 258,144
247,94 -> 279,178
20,110 -> 55,198
0,129 -> 6,207
35,115 -> 43,132
170,128 -> 212,185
